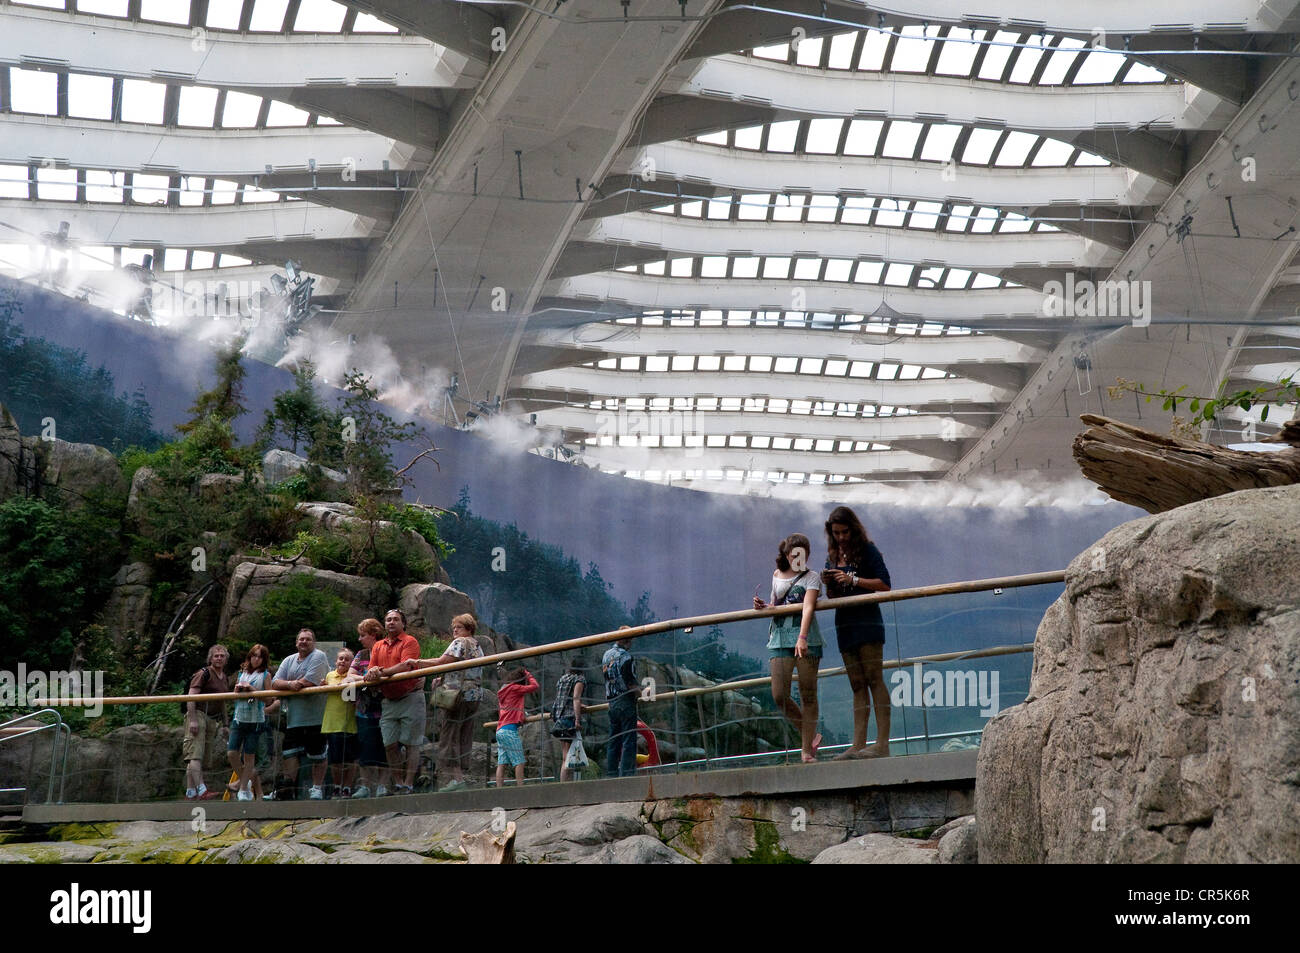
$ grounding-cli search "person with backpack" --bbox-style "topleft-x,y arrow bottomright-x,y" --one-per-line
753,533 -> 823,763
602,628 -> 639,778
183,643 -> 230,800
550,657 -> 587,782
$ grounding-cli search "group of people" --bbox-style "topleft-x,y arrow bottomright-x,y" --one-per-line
182,611 -> 648,799
753,505 -> 893,763
181,506 -> 891,798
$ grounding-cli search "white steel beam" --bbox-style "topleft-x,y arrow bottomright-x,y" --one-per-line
669,55 -> 1231,132
551,272 -> 1047,321
579,444 -> 951,473
0,114 -> 401,176
532,405 -> 984,440
532,324 -> 1048,365
0,7 -> 479,90
517,366 -> 1017,404
572,211 -> 1116,271
851,0 -> 1287,33
0,200 -> 373,248
614,141 -> 1168,207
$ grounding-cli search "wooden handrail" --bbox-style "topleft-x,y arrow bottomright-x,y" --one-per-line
30,570 -> 1063,707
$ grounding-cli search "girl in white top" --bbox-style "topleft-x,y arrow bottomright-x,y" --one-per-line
753,533 -> 823,762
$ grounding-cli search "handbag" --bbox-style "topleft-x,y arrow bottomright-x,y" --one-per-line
564,731 -> 589,769
432,684 -> 462,710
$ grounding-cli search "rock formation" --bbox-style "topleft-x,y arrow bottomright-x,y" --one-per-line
977,484 -> 1300,863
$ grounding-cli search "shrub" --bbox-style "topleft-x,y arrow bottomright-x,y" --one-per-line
242,574 -> 347,650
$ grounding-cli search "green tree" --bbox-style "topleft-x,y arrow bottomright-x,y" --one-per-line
259,359 -> 329,455
337,369 -> 428,500
177,337 -> 248,436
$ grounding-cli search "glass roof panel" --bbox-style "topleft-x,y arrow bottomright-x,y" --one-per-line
805,118 -> 842,154
882,120 -> 923,158
221,91 -> 262,127
131,173 -> 170,204
1073,50 -> 1125,84
857,30 -> 890,71
892,25 -> 939,73
178,86 -> 219,126
1123,62 -> 1167,83
37,168 -> 77,200
121,79 -> 167,124
205,0 -> 243,29
766,121 -> 799,153
795,37 -> 824,67
352,12 -> 398,32
1039,39 -> 1087,85
1032,138 -> 1074,166
68,74 -> 113,120
77,0 -> 129,13
1009,35 -> 1049,83
935,28 -> 982,76
753,42 -> 789,62
920,123 -> 961,162
827,33 -> 856,69
85,170 -> 123,202
9,68 -> 58,115
962,128 -> 1001,164
266,101 -> 311,126
248,0 -> 289,32
293,0 -> 347,31
978,31 -> 1019,80
995,130 -> 1038,166
843,119 -> 882,156
139,0 -> 190,24
734,125 -> 763,150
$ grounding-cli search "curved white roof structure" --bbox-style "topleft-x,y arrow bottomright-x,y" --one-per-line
3,0 -> 1299,495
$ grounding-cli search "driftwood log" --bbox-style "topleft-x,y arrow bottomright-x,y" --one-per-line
459,821 -> 516,864
1073,414 -> 1300,513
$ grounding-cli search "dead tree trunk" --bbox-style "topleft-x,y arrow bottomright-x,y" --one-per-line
1072,414 -> 1300,513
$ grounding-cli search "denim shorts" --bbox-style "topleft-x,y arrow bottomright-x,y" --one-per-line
769,645 -> 824,660
227,719 -> 265,755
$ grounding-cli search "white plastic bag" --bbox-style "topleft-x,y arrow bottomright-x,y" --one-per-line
565,731 -> 589,769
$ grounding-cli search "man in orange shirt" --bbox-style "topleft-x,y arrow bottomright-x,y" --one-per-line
363,609 -> 424,796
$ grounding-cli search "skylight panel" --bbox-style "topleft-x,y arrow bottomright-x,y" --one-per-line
884,263 -> 914,286
805,118 -> 843,155
892,25 -> 939,73
206,0 -> 242,29
0,165 -> 28,199
978,30 -> 1019,80
825,360 -> 848,375
671,355 -> 694,371
1123,62 -> 1167,83
962,127 -> 1001,164
179,175 -> 206,206
696,130 -> 727,146
921,367 -> 946,379
882,121 -> 923,158
935,28 -> 982,76
1032,138 -> 1073,166
801,359 -> 824,375
774,357 -> 798,373
211,179 -> 237,204
242,184 -> 278,203
828,33 -> 856,69
753,42 -> 789,62
10,68 -> 57,115
645,355 -> 669,372
843,119 -> 883,156
762,257 -> 791,279
294,0 -> 346,31
946,205 -> 972,232
669,257 -> 693,277
250,0 -> 289,31
352,11 -> 398,31
898,364 -> 921,380
920,123 -> 961,162
68,74 -> 113,120
877,363 -> 898,380
139,0 -> 189,24
875,199 -> 906,228
970,272 -> 1001,288
680,200 -> 703,218
723,355 -> 746,371
857,30 -> 890,71
698,356 -> 721,371
643,260 -> 665,275
37,168 -> 77,201
795,37 -> 824,67
737,194 -> 769,221
1075,150 -> 1111,166
772,193 -> 805,222
15,0 -> 65,8
121,79 -> 166,124
1039,38 -> 1086,85
841,197 -> 873,224
317,115 -> 343,125
824,259 -> 852,281
732,256 -> 760,278
854,261 -> 882,283
995,130 -> 1038,166
970,207 -> 998,233
84,170 -> 122,202
1009,35 -> 1049,83
77,0 -> 128,14
266,101 -> 310,126
222,91 -> 262,127
1073,50 -> 1125,84
734,125 -> 763,150
807,194 -> 837,222
767,121 -> 799,153
163,248 -> 188,271
220,253 -> 251,266
793,259 -> 820,280
131,173 -> 170,204
908,201 -> 942,229
917,266 -> 943,287
700,256 -> 727,278
999,213 -> 1032,233
706,196 -> 731,219
76,246 -> 112,272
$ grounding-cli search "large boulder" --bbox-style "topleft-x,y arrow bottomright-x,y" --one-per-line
811,834 -> 938,864
400,583 -> 476,640
125,465 -> 159,531
977,484 -> 1300,863
217,561 -> 391,642
36,438 -> 128,507
262,449 -> 346,498
296,502 -> 446,583
97,562 -> 155,641
0,403 -> 36,499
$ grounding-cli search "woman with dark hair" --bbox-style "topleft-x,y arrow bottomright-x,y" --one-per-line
228,644 -> 271,801
753,532 -> 823,762
550,657 -> 587,782
821,506 -> 892,759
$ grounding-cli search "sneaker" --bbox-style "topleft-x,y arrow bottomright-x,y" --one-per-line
309,785 -> 324,800
350,786 -> 371,799
394,784 -> 413,796
199,789 -> 220,800
185,788 -> 198,801
439,779 -> 466,793
237,788 -> 253,802
262,791 -> 277,801
375,784 -> 389,798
